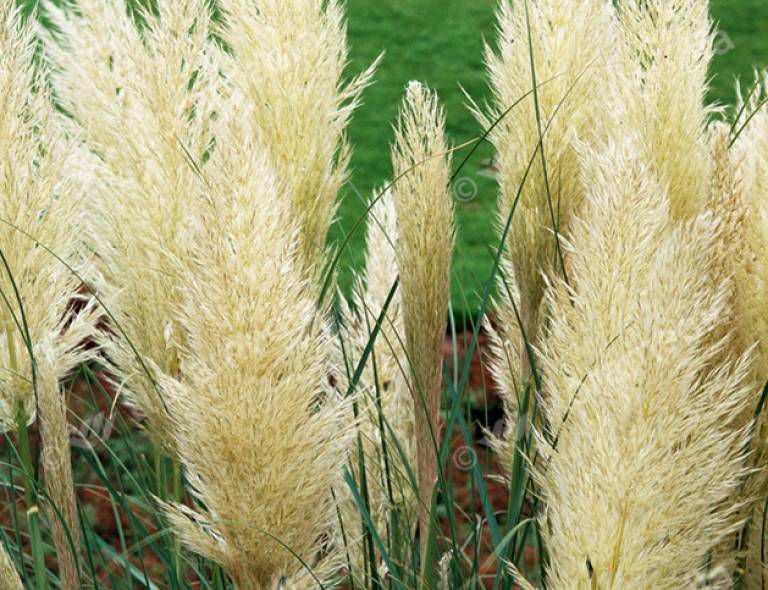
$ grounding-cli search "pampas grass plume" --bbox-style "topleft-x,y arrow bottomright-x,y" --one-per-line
391,80 -> 454,555
1,6 -> 100,587
727,73 -> 768,589
537,137 -> 753,589
478,0 -> 618,362
216,0 -> 378,274
614,0 -> 715,220
44,0 -> 219,455
480,0 -> 618,474
161,101 -> 354,589
0,541 -> 21,590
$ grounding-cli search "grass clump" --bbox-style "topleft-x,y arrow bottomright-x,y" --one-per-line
0,1 -> 767,589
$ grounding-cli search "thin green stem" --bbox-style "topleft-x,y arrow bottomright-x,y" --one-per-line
15,404 -> 47,590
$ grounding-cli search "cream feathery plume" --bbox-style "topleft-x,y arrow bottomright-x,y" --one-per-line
391,81 -> 454,558
43,0 -> 219,455
0,540 -> 21,590
36,347 -> 83,590
215,0 -> 378,274
730,74 -> 768,393
161,99 -> 354,589
536,137 -> 752,589
727,74 -> 768,590
0,7 -> 101,588
0,2 -> 98,430
335,188 -> 418,582
707,123 -> 748,338
477,0 -> 618,375
478,0 -> 619,477
614,0 -> 716,220
703,122 -> 759,582
635,117 -> 768,585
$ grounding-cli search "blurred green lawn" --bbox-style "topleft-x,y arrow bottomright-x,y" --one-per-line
340,0 -> 768,319
17,0 -> 768,319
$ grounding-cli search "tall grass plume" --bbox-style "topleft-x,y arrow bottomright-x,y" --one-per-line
391,81 -> 454,559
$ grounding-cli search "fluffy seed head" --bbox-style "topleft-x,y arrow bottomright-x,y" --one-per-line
392,81 -> 454,407
727,73 -> 768,589
0,4 -> 98,431
162,102 -> 354,589
480,0 -> 619,474
478,0 -> 618,339
216,0 -> 378,274
729,74 -> 768,385
43,0 -> 219,454
537,137 -> 752,589
613,0 -> 716,220
391,80 -> 454,549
